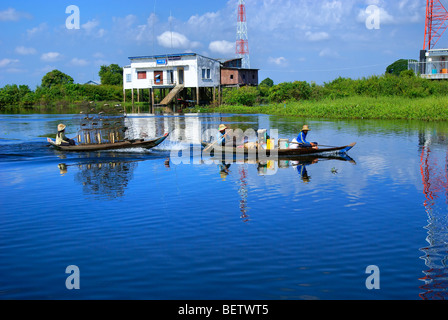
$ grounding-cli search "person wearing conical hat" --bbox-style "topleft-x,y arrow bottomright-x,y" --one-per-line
290,125 -> 318,149
55,124 -> 76,146
216,124 -> 228,146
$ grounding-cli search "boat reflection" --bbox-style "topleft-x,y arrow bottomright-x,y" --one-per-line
212,154 -> 356,223
58,160 -> 139,199
213,154 -> 356,180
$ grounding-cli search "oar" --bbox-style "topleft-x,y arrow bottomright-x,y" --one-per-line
203,140 -> 219,153
289,141 -> 338,148
203,134 -> 227,152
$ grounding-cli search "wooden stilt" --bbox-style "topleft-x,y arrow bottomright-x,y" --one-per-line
196,87 -> 200,106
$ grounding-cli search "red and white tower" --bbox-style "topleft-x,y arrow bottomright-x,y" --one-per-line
236,0 -> 250,69
424,0 -> 448,50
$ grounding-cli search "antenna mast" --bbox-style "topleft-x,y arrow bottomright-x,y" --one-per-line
424,0 -> 448,50
236,0 -> 250,68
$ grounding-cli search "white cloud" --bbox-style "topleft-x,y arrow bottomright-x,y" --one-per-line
269,57 -> 287,65
82,20 -> 99,32
15,46 -> 37,55
157,31 -> 200,49
0,8 -> 31,21
70,58 -> 89,66
209,40 -> 234,55
0,58 -> 19,68
93,52 -> 105,59
305,31 -> 330,42
81,19 -> 106,38
27,23 -> 48,37
319,48 -> 340,58
41,52 -> 61,62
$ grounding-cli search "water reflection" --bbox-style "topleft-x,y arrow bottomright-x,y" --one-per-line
419,133 -> 448,300
58,160 -> 138,199
212,154 -> 356,222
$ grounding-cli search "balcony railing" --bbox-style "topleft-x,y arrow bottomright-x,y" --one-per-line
408,60 -> 448,79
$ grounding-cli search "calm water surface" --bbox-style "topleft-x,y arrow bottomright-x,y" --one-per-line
0,113 -> 447,300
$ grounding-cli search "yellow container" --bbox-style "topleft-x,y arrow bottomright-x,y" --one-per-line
267,139 -> 274,150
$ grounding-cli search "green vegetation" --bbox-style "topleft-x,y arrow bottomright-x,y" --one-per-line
204,96 -> 448,121
0,65 -> 128,113
386,59 -> 416,76
99,64 -> 123,86
2,59 -> 448,120
205,68 -> 448,121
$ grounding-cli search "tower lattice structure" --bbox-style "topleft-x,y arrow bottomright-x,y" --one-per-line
236,0 -> 250,69
424,0 -> 448,50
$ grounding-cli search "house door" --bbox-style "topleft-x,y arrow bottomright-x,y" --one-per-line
154,71 -> 163,85
178,68 -> 184,85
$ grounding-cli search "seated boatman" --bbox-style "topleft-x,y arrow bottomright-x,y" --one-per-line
291,125 -> 318,149
217,124 -> 228,146
56,124 -> 76,146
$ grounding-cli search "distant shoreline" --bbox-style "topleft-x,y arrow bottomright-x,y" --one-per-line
192,95 -> 448,121
3,95 -> 448,122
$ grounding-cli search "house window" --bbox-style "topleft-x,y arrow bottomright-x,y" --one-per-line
202,68 -> 211,79
230,75 -> 234,80
126,74 -> 132,83
137,71 -> 147,80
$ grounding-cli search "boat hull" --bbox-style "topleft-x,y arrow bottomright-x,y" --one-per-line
201,142 -> 356,157
48,133 -> 169,152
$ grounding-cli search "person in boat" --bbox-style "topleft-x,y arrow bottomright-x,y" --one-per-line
290,125 -> 318,149
216,124 -> 228,146
217,124 -> 238,147
56,124 -> 76,146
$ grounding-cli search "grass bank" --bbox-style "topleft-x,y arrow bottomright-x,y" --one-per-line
193,95 -> 448,121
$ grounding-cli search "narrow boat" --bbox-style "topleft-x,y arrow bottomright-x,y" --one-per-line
201,141 -> 356,157
48,133 -> 169,152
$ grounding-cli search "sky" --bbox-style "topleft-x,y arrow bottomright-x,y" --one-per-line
0,0 -> 437,88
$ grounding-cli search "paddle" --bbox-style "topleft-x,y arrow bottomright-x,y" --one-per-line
289,141 -> 338,148
204,133 -> 227,152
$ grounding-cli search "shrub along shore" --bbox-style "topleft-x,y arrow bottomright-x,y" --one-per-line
195,95 -> 448,121
2,69 -> 448,121
195,70 -> 448,121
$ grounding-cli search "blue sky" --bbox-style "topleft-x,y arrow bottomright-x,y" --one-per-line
0,0 -> 436,88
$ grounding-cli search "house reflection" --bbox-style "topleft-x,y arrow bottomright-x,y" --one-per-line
418,131 -> 448,300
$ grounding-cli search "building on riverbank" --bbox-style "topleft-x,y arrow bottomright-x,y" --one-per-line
123,53 -> 259,110
123,53 -> 221,109
220,58 -> 259,87
409,49 -> 448,80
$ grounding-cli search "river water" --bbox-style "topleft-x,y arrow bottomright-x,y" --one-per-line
0,112 -> 447,300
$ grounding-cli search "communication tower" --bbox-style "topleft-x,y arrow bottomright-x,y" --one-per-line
236,0 -> 250,69
424,0 -> 448,50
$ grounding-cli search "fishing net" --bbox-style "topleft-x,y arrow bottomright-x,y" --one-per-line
74,102 -> 136,145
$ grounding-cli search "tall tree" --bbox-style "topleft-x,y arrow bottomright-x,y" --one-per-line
386,59 -> 416,76
99,64 -> 123,86
41,70 -> 74,88
260,77 -> 274,87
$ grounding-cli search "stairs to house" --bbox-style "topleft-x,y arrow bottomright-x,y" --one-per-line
160,84 -> 185,105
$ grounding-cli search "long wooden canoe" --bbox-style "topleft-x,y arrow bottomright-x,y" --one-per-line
201,141 -> 356,157
48,133 -> 169,151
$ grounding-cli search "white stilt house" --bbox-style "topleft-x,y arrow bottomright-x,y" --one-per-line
123,53 -> 221,106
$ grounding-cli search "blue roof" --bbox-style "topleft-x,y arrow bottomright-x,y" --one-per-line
128,53 -> 197,60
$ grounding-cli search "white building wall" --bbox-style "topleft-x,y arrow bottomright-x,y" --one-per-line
123,54 -> 220,90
